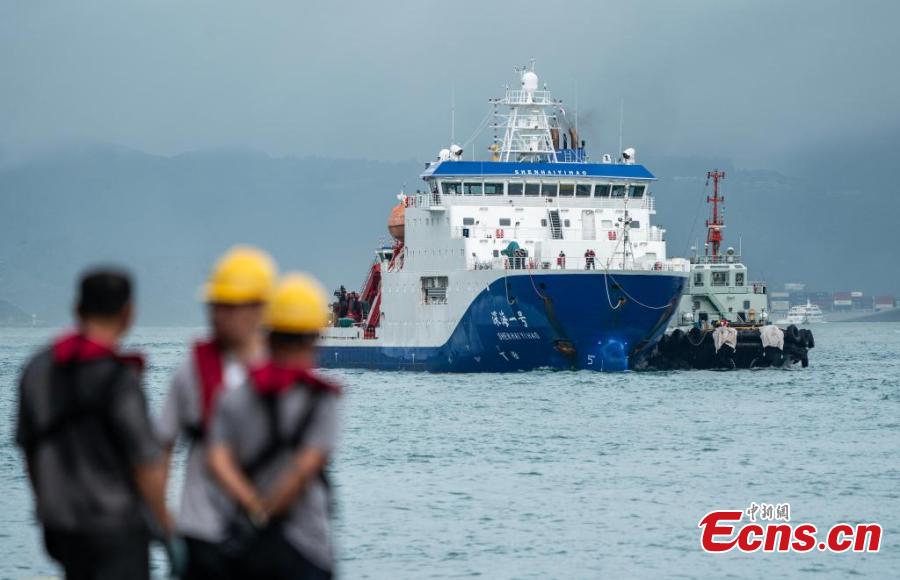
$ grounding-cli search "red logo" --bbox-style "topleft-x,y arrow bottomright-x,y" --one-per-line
698,504 -> 882,553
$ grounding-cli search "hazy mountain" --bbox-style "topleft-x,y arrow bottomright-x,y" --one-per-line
0,141 -> 896,325
0,145 -> 419,325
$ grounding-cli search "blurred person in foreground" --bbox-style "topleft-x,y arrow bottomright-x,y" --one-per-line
156,246 -> 276,579
15,268 -> 171,579
208,273 -> 341,579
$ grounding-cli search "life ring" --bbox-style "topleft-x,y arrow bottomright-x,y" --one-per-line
496,228 -> 504,239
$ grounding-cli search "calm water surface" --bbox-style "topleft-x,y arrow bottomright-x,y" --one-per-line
1,324 -> 898,578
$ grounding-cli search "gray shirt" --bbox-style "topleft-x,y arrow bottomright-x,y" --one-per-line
156,353 -> 247,542
210,381 -> 339,571
16,348 -> 161,532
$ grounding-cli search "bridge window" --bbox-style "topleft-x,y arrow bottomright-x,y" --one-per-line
694,272 -> 705,287
611,184 -> 626,198
442,181 -> 461,195
499,218 -> 511,226
735,272 -> 745,286
508,181 -> 524,196
559,183 -> 575,197
629,184 -> 646,198
576,183 -> 591,197
712,271 -> 728,286
430,180 -> 438,194
524,182 -> 541,196
462,217 -> 475,226
542,182 -> 558,197
629,220 -> 640,229
463,182 -> 483,195
595,184 -> 611,197
484,182 -> 503,196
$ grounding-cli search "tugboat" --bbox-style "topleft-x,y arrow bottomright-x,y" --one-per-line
647,171 -> 814,369
672,171 -> 769,328
318,62 -> 689,372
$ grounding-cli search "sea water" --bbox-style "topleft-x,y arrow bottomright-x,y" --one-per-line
1,324 -> 898,579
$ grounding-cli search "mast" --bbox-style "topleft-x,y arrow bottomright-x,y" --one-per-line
496,60 -> 560,163
705,170 -> 725,258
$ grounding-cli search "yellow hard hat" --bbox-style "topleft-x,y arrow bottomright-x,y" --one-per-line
204,246 -> 277,304
265,273 -> 329,333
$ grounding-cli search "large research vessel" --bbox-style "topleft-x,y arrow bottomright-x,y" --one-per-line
318,64 -> 689,371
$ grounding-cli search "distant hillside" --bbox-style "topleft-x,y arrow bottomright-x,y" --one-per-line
0,146 -> 419,325
0,143 -> 897,325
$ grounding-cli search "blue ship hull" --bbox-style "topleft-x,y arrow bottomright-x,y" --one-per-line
318,272 -> 686,372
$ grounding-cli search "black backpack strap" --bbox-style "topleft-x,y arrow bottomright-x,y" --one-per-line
24,360 -> 128,454
242,388 -> 324,479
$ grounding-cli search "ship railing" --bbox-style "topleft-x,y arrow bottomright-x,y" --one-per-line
751,282 -> 767,294
467,256 -> 689,273
690,254 -> 743,265
407,192 -> 444,208
555,149 -> 587,163
503,89 -> 554,105
454,225 -> 665,243
432,195 -> 656,212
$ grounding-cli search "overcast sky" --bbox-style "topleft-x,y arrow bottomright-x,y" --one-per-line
2,0 -> 898,168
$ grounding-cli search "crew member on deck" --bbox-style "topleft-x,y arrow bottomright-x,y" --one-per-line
584,248 -> 596,270
156,246 -> 276,579
208,273 -> 341,579
557,250 -> 566,270
16,269 -> 171,579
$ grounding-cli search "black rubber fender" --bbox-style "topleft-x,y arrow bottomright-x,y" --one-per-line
803,328 -> 815,349
785,324 -> 801,343
716,344 -> 737,369
763,346 -> 784,367
688,326 -> 703,345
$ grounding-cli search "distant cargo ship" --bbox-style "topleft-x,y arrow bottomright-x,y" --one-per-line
318,63 -> 688,371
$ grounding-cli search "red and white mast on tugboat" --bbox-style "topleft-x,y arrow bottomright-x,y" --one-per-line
705,170 -> 725,258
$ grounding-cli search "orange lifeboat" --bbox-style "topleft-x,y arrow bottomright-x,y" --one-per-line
388,202 -> 405,242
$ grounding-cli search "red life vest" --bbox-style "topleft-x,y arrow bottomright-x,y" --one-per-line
250,361 -> 342,396
53,332 -> 145,371
193,340 -> 224,428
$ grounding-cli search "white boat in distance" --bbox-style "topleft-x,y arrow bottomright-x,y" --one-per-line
776,300 -> 826,325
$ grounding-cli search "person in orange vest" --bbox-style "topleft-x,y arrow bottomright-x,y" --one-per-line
208,273 -> 340,579
16,269 -> 172,579
156,246 -> 276,579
